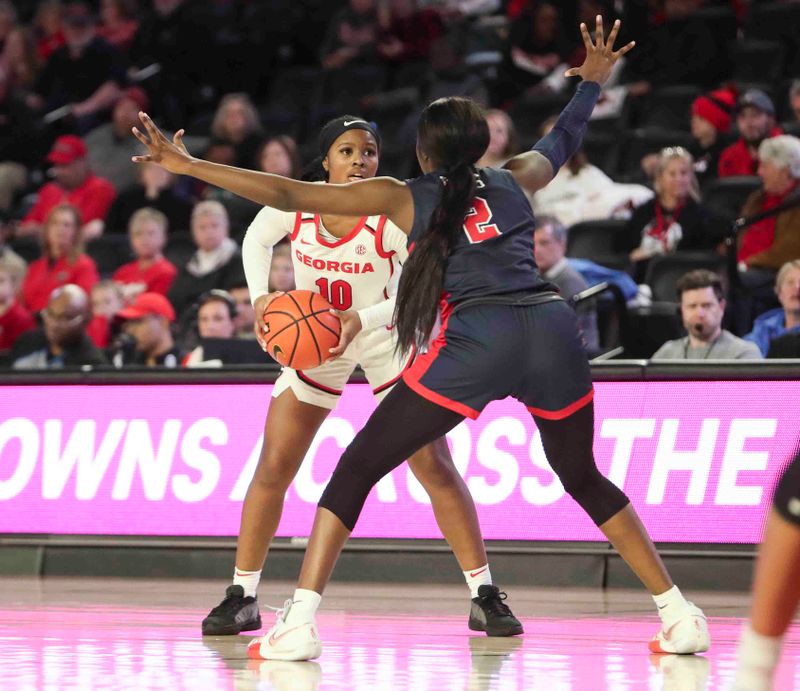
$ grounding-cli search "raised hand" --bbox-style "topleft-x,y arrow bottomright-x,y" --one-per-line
131,112 -> 194,175
564,16 -> 635,86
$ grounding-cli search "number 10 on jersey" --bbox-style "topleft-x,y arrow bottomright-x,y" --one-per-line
315,277 -> 353,310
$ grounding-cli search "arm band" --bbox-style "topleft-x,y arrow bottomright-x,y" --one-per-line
531,81 -> 601,173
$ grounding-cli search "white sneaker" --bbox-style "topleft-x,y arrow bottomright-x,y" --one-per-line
247,598 -> 322,661
649,603 -> 710,654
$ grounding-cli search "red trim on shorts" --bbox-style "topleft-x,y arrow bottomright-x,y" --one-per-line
296,369 -> 343,396
315,215 -> 368,247
372,344 -> 417,395
401,296 -> 479,418
527,388 -> 594,420
374,216 -> 394,258
404,375 -> 480,419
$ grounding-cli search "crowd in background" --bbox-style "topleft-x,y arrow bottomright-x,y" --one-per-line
0,0 -> 799,369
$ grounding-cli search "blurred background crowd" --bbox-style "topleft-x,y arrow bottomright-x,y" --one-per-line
0,0 -> 799,369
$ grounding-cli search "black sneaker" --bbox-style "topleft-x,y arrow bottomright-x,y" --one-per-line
202,585 -> 262,636
468,584 -> 524,637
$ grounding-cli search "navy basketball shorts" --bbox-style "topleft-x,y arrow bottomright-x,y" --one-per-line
403,298 -> 593,420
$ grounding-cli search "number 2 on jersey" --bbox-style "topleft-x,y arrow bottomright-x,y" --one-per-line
315,277 -> 353,310
463,197 -> 500,244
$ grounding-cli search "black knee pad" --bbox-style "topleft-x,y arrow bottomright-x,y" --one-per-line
318,445 -> 383,531
562,469 -> 630,527
774,448 -> 800,527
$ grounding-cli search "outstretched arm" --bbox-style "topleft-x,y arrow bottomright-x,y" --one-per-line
131,114 -> 415,232
505,16 -> 635,196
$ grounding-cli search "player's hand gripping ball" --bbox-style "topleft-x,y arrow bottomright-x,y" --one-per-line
262,290 -> 341,369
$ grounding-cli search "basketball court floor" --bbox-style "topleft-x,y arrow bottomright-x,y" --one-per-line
2,577 -> 798,690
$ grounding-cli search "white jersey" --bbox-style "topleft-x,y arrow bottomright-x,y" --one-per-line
242,205 -> 409,331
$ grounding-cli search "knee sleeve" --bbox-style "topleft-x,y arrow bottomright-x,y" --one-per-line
318,439 -> 388,531
560,467 -> 630,526
774,448 -> 800,527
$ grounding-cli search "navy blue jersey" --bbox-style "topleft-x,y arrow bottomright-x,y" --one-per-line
407,166 -> 550,304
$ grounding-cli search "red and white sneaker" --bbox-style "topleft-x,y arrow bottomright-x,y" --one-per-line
247,599 -> 322,661
649,603 -> 710,654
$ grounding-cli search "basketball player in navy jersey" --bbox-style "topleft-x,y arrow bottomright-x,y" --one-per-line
134,16 -> 711,662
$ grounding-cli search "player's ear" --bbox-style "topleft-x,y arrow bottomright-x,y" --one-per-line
322,157 -> 329,172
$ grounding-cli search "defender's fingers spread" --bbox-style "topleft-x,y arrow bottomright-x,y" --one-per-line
580,22 -> 593,50
615,40 -> 636,58
606,19 -> 621,53
564,67 -> 580,78
595,15 -> 604,48
131,127 -> 149,145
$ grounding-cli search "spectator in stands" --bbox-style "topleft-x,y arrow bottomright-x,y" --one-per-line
789,81 -> 800,124
689,86 -> 736,185
533,115 -> 653,227
505,1 -> 573,94
168,200 -> 243,318
104,161 -> 192,234
33,0 -> 65,63
621,146 -> 724,283
18,135 -> 117,240
27,1 -> 125,134
268,239 -> 295,293
376,0 -> 443,65
0,210 -> 26,276
112,207 -> 177,300
86,278 -> 123,347
0,21 -> 42,213
210,93 -> 264,169
476,109 -> 517,169
85,86 -> 150,192
320,0 -> 378,70
12,283 -> 107,368
128,0 -> 213,128
719,90 -> 781,178
255,135 -> 302,178
113,290 -> 183,367
533,215 -> 599,352
97,0 -> 139,53
738,136 -> 800,274
226,278 -> 257,339
0,256 -> 35,354
652,270 -> 762,360
182,289 -> 238,367
745,260 -> 800,357
21,203 -> 99,312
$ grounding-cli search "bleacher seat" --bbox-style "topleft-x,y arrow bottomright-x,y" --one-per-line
566,220 -> 629,270
616,129 -> 695,176
732,40 -> 785,84
702,176 -> 762,221
639,86 -> 701,131
86,235 -> 132,277
745,2 -> 800,77
164,233 -> 196,269
8,237 -> 40,264
644,252 -> 728,303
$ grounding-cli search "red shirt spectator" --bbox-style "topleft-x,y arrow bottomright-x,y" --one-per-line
113,259 -> 177,297
20,135 -> 117,239
112,207 -> 177,298
21,204 -> 99,312
0,301 -> 36,351
719,90 -> 782,178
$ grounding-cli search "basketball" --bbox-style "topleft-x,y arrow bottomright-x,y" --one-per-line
262,290 -> 341,369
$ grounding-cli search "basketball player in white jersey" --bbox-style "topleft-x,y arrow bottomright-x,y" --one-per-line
201,116 -> 522,638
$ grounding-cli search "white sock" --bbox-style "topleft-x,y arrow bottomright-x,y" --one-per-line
734,623 -> 782,690
463,563 -> 492,599
232,567 -> 261,598
284,588 -> 322,625
652,585 -> 690,627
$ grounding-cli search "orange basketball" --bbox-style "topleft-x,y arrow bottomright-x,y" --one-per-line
262,290 -> 341,370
